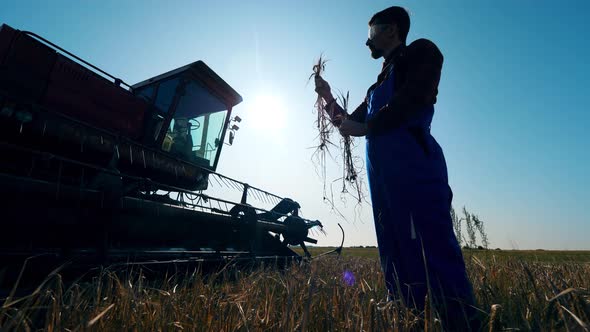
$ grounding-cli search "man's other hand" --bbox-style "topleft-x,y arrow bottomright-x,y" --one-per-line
339,118 -> 368,137
314,75 -> 334,101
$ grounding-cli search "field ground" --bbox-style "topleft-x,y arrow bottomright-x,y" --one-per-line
1,248 -> 589,331
299,247 -> 590,262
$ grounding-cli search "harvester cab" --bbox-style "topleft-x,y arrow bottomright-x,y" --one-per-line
132,61 -> 242,175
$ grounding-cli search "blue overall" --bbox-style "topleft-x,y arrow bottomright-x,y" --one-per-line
365,66 -> 476,317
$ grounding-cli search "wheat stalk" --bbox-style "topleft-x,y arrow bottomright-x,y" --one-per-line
309,55 -> 367,220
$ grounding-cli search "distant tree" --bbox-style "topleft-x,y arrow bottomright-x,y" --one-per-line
472,214 -> 489,249
463,206 -> 477,249
452,205 -> 491,250
451,206 -> 462,247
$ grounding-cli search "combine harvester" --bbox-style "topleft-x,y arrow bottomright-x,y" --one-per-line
0,24 -> 330,279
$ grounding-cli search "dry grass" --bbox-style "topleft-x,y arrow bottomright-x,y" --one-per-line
1,250 -> 589,331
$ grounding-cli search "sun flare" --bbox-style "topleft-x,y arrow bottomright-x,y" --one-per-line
247,94 -> 286,130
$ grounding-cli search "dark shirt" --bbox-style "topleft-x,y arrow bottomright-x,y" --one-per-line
327,39 -> 443,135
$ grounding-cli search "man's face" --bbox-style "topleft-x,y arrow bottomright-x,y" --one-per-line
366,23 -> 396,59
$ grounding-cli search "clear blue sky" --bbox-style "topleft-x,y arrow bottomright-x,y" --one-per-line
2,0 -> 589,249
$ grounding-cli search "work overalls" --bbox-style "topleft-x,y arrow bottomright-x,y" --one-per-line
365,64 -> 476,323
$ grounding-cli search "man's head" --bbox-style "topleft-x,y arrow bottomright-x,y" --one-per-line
366,6 -> 410,59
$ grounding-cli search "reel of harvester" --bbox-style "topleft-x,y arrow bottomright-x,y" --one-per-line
0,23 -> 326,285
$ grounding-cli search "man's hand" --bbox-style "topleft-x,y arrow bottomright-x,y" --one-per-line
314,75 -> 334,102
338,118 -> 368,137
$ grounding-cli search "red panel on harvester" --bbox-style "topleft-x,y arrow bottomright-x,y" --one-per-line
0,26 -> 56,102
42,54 -> 146,139
0,24 -> 17,64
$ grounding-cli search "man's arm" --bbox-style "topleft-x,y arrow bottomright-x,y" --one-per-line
324,99 -> 368,126
366,39 -> 444,135
314,75 -> 370,133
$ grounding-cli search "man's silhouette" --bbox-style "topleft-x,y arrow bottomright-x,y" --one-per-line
315,6 -> 480,330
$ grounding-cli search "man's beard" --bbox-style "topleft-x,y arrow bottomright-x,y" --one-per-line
370,47 -> 383,59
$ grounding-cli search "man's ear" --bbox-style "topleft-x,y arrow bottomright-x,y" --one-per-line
388,24 -> 399,41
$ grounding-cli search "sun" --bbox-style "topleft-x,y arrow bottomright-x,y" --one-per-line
247,94 -> 286,131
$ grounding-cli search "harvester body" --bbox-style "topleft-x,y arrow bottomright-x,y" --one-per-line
0,24 -> 321,271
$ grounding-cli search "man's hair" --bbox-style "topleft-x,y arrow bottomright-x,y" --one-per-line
369,6 -> 410,43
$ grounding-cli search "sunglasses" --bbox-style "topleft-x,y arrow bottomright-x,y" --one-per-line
368,24 -> 392,41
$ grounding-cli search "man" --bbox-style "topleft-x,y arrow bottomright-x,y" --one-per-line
315,6 -> 480,330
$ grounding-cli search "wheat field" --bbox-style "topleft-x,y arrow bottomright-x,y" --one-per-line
1,249 -> 589,331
